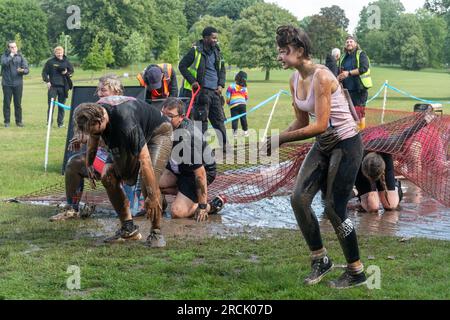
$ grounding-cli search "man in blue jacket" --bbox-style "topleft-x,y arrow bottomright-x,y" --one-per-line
1,40 -> 29,127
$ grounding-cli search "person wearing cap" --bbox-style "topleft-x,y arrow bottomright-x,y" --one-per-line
337,35 -> 372,130
179,26 -> 227,149
138,63 -> 178,101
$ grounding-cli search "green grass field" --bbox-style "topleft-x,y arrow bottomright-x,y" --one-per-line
0,65 -> 449,299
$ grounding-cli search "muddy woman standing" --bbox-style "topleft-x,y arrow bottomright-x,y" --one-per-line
269,25 -> 366,288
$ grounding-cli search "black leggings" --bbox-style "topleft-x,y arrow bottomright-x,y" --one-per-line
291,134 -> 363,264
230,104 -> 248,132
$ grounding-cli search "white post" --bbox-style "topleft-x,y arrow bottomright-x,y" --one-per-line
45,98 -> 55,172
262,91 -> 281,143
381,80 -> 388,124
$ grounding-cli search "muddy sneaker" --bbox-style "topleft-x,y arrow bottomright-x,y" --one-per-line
209,195 -> 226,215
79,203 -> 96,219
104,224 -> 142,243
145,229 -> 166,248
304,255 -> 333,285
328,269 -> 367,289
49,208 -> 80,221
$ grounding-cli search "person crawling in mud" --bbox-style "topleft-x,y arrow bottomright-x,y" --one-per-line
355,152 -> 402,213
159,97 -> 225,222
267,25 -> 366,289
73,95 -> 173,247
50,75 -> 128,222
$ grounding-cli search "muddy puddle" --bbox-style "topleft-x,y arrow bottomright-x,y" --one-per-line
88,180 -> 450,241
221,180 -> 450,241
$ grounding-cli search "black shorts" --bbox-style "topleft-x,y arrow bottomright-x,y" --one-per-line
349,90 -> 368,118
168,166 -> 216,203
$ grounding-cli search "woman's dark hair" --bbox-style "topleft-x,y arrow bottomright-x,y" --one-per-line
362,152 -> 391,206
235,71 -> 247,87
276,25 -> 312,58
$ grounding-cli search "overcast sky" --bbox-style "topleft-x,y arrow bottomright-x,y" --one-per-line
267,0 -> 426,32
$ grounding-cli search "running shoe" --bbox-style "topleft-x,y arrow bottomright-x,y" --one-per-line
104,224 -> 142,243
328,269 -> 367,289
145,229 -> 166,248
304,255 -> 333,285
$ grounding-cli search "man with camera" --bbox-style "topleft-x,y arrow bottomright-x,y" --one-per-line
42,46 -> 74,128
1,40 -> 29,127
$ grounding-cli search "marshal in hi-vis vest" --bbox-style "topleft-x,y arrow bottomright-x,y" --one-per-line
183,47 -> 202,91
340,50 -> 373,89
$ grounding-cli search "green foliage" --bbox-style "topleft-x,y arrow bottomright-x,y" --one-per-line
14,33 -> 23,51
387,14 -> 425,65
305,15 -> 346,63
231,2 -> 298,80
424,0 -> 450,15
159,37 -> 179,65
207,0 -> 262,20
181,15 -> 234,65
152,0 -> 187,60
360,31 -> 389,64
183,0 -> 210,29
122,32 -> 147,66
40,0 -> 157,67
81,36 -> 105,72
103,39 -> 115,67
319,5 -> 349,31
417,9 -> 447,68
0,0 -> 49,64
400,35 -> 429,70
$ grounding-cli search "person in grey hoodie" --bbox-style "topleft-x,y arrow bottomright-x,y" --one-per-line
1,40 -> 29,127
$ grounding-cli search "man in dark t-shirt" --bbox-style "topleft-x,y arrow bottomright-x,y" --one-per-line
73,97 -> 173,247
159,98 -> 225,222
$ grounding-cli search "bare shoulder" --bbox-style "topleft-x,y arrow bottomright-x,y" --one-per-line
315,67 -> 334,83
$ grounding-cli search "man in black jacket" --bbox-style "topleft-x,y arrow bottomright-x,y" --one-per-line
1,40 -> 29,127
179,26 -> 227,149
42,46 -> 74,128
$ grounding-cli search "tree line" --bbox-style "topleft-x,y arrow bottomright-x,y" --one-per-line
0,0 -> 448,80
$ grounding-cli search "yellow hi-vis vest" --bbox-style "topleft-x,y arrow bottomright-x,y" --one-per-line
340,50 -> 373,89
183,47 -> 202,91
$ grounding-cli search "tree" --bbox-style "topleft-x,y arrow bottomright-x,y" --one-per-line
0,0 -> 49,64
82,36 -> 106,78
231,2 -> 298,80
400,35 -> 428,70
152,0 -> 187,59
207,0 -> 262,20
360,30 -> 389,64
122,32 -> 147,67
417,9 -> 447,68
159,37 -> 179,65
40,0 -> 157,67
183,0 -> 210,29
424,0 -> 450,15
320,5 -> 349,31
305,15 -> 345,63
356,0 -> 405,46
103,39 -> 115,67
386,14 -> 426,65
180,15 -> 234,65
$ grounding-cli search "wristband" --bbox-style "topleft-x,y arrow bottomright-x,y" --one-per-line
198,203 -> 207,210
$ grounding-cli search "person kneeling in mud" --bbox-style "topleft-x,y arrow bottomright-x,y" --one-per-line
159,98 -> 225,222
73,98 -> 172,247
355,152 -> 402,213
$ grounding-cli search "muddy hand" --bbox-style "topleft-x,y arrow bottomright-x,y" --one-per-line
194,207 -> 208,222
145,197 -> 162,221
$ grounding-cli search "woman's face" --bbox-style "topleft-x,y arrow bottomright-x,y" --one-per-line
97,84 -> 114,98
277,45 -> 303,69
